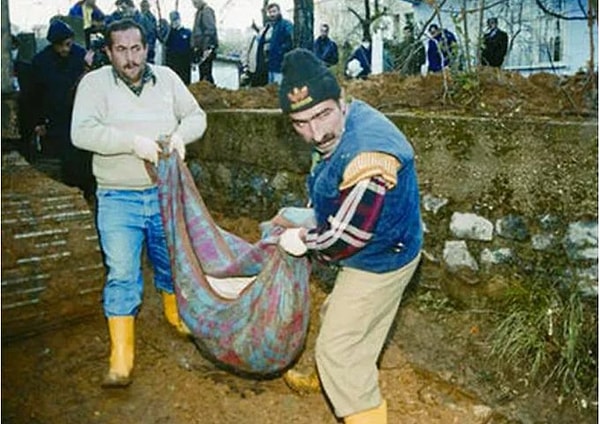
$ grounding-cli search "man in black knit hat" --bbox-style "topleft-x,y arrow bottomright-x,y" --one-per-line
28,19 -> 95,198
273,48 -> 423,424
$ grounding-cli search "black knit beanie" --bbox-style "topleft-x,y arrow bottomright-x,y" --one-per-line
47,20 -> 74,44
279,48 -> 341,113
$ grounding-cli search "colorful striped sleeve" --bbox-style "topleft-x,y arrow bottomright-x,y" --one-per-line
304,175 -> 387,262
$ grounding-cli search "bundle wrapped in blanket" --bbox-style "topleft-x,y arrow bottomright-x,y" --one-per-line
156,154 -> 315,375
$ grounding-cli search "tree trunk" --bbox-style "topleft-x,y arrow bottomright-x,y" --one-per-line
461,1 -> 470,71
1,0 -> 12,93
476,0 -> 485,66
293,0 -> 314,50
588,0 -> 596,78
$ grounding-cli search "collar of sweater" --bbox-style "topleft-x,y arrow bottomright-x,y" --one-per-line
111,64 -> 156,96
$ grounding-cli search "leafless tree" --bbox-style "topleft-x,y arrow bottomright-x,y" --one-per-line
534,0 -> 597,76
347,0 -> 387,41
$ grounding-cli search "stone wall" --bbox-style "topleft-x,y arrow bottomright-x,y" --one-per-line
186,110 -> 598,302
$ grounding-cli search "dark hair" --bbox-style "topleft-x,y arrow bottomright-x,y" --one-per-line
105,18 -> 147,48
267,3 -> 280,11
487,17 -> 498,25
428,24 -> 439,32
321,23 -> 329,31
403,25 -> 413,32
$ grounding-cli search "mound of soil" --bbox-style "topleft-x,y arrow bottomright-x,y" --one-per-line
189,68 -> 598,119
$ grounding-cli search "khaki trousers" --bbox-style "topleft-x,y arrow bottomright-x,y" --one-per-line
315,254 -> 421,418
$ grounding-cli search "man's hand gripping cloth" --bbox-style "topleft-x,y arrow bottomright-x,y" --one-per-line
156,154 -> 314,375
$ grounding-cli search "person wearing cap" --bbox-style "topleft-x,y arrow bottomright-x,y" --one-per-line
164,10 -> 193,84
28,18 -> 95,197
481,17 -> 508,68
71,18 -> 207,388
191,0 -> 219,84
273,48 -> 422,424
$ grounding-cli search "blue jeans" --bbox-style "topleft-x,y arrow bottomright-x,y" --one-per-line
96,187 -> 174,317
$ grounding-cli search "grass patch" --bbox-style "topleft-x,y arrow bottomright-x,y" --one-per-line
488,277 -> 597,404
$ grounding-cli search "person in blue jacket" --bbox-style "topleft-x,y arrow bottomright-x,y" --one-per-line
274,48 -> 423,424
106,0 -> 142,26
28,19 -> 95,198
345,38 -> 372,79
138,0 -> 159,63
313,23 -> 338,67
164,11 -> 193,84
426,24 -> 458,73
265,3 -> 293,84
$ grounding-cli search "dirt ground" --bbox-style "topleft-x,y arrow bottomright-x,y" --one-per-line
0,267 -> 505,424
189,67 -> 597,119
2,69 -> 597,424
2,214 -> 596,424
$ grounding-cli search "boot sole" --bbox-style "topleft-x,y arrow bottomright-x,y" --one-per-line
101,374 -> 132,388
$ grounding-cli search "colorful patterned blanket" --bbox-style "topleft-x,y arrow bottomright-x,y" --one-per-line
156,154 -> 312,375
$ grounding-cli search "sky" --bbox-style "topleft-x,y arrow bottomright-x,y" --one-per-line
8,0 -> 294,33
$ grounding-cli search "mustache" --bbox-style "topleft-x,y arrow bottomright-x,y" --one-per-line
123,62 -> 141,69
314,133 -> 335,145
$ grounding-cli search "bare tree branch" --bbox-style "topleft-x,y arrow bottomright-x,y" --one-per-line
534,0 -> 590,20
347,7 -> 364,24
577,0 -> 588,17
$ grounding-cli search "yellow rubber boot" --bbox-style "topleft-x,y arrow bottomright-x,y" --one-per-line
162,292 -> 191,336
102,316 -> 135,388
344,400 -> 387,424
283,368 -> 321,394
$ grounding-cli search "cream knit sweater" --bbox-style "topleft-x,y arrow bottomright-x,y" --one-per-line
71,64 -> 207,190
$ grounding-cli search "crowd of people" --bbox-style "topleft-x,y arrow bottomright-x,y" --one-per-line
10,4 -> 511,423
240,14 -> 508,86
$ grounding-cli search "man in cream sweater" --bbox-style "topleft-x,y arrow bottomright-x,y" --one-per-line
71,18 -> 206,388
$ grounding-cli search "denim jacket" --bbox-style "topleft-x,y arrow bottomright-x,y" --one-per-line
307,100 -> 423,273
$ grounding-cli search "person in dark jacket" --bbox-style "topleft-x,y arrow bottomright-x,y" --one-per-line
345,38 -> 372,79
138,0 -> 159,63
165,11 -> 192,84
29,19 -> 94,197
392,25 -> 425,76
426,23 -> 458,73
265,3 -> 293,84
87,22 -> 110,70
481,17 -> 508,68
106,0 -> 142,26
191,0 -> 219,84
313,23 -> 338,67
